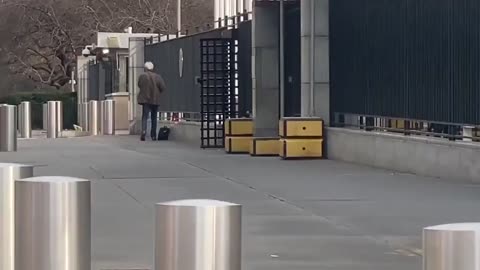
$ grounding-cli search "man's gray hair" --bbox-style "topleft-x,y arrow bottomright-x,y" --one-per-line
144,61 -> 154,71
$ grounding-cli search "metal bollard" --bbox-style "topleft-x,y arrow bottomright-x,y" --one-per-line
55,101 -> 63,134
82,102 -> 89,131
88,100 -> 99,136
100,101 -> 106,135
104,100 -> 115,135
42,103 -> 47,131
424,223 -> 480,270
46,101 -> 58,138
78,103 -> 83,129
15,176 -> 91,270
0,163 -> 33,270
18,101 -> 32,139
155,200 -> 242,270
0,105 -> 17,152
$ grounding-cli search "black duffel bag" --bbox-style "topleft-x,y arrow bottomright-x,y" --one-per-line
157,126 -> 171,141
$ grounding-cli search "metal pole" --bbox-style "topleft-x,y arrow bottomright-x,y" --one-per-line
309,0 -> 315,117
46,101 -> 58,139
55,101 -> 63,135
155,200 -> 242,270
214,0 -> 220,27
0,163 -> 33,270
15,176 -> 91,270
0,105 -> 17,152
279,0 -> 285,118
42,104 -> 47,131
78,103 -> 83,129
219,0 -> 225,25
88,100 -> 99,136
104,100 -> 116,135
18,101 -> 32,139
99,101 -> 106,135
423,223 -> 480,270
82,102 -> 89,131
177,0 -> 181,34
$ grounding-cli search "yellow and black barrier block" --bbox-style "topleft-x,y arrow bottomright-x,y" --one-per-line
279,138 -> 324,159
250,137 -> 279,157
224,118 -> 253,154
279,117 -> 324,160
225,118 -> 253,137
279,117 -> 324,138
225,136 -> 252,154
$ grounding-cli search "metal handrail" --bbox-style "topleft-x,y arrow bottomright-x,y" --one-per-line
145,11 -> 252,45
333,112 -> 480,141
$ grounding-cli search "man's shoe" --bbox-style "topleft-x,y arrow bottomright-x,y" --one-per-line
140,134 -> 146,141
151,136 -> 157,141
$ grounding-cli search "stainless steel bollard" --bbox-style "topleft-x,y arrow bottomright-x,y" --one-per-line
42,104 -> 47,131
46,101 -> 58,138
18,101 -> 32,139
15,176 -> 91,270
100,101 -> 106,135
104,100 -> 115,135
82,102 -> 89,131
424,223 -> 480,270
0,105 -> 17,152
78,103 -> 83,129
0,163 -> 33,270
55,101 -> 63,134
155,200 -> 242,270
88,100 -> 99,136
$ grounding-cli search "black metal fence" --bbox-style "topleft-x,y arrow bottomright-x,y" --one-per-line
144,20 -> 252,118
330,0 -> 480,127
88,60 -> 117,101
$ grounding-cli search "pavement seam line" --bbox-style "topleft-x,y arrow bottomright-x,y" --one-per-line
112,182 -> 150,210
183,161 -> 419,253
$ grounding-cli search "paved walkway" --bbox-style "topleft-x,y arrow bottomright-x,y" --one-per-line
3,135 -> 480,270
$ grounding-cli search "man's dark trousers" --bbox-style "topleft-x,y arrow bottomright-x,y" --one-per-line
141,104 -> 159,139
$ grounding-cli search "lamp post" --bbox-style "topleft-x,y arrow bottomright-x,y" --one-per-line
177,0 -> 181,34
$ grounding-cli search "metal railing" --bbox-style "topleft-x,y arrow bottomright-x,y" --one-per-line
146,11 -> 252,45
333,112 -> 480,142
159,111 -> 201,122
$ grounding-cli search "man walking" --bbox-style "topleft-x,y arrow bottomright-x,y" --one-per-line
137,61 -> 166,141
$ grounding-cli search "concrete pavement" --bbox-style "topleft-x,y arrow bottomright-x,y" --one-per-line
3,135 -> 480,270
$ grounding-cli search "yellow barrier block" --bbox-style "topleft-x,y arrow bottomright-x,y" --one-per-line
279,117 -> 324,138
225,118 -> 253,136
392,120 -> 405,129
279,139 -> 323,159
250,137 -> 279,157
225,136 -> 252,154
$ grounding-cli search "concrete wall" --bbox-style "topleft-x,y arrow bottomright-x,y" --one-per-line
327,128 -> 480,182
300,0 -> 330,123
130,119 -> 201,145
252,1 -> 280,137
128,37 -> 145,123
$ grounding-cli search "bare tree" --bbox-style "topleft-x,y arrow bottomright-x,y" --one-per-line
1,0 -> 90,88
80,0 -> 213,34
0,0 -> 213,89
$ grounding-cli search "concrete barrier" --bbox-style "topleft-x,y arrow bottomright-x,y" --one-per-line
130,119 -> 201,145
327,127 -> 480,182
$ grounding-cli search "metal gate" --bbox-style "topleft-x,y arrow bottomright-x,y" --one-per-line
200,38 -> 238,148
